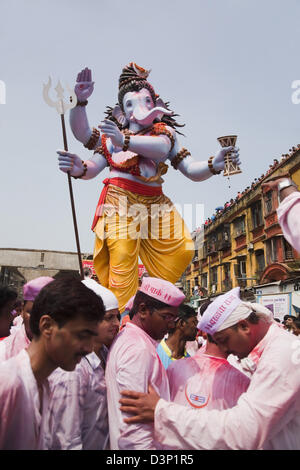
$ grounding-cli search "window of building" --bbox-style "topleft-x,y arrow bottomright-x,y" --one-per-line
210,266 -> 218,285
251,201 -> 263,228
283,238 -> 294,260
255,250 -> 265,273
202,273 -> 208,288
264,191 -> 273,215
234,216 -> 246,237
234,258 -> 247,278
266,238 -> 278,264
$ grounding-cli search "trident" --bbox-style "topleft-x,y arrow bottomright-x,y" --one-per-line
43,77 -> 84,279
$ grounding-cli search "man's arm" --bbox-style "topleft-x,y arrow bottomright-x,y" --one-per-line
263,176 -> 300,252
121,341 -> 300,449
111,345 -> 160,450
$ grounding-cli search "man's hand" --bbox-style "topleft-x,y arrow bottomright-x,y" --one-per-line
75,67 -> 94,102
99,119 -> 124,148
261,173 -> 290,193
57,150 -> 84,177
119,384 -> 160,424
213,146 -> 240,173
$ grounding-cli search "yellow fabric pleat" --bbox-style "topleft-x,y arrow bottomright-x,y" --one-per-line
93,185 -> 194,312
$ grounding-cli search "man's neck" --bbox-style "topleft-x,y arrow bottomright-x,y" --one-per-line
130,316 -> 158,341
165,333 -> 186,359
204,342 -> 228,359
26,340 -> 56,387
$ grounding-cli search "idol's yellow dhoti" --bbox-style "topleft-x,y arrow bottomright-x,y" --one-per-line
93,184 -> 194,312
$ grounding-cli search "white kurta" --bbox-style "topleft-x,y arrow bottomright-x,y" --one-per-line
106,322 -> 170,450
154,323 -> 300,450
167,349 -> 250,410
0,321 -> 30,363
48,349 -> 108,450
0,349 -> 50,450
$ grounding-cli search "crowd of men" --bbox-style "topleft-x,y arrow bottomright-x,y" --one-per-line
0,175 -> 300,450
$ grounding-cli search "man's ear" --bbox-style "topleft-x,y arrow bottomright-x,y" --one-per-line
238,319 -> 251,333
138,302 -> 150,320
39,315 -> 56,338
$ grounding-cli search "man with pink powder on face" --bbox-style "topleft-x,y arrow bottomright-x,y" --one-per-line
105,276 -> 184,450
167,300 -> 250,411
120,287 -> 300,450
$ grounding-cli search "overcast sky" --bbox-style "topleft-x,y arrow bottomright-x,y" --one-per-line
1,0 -> 300,254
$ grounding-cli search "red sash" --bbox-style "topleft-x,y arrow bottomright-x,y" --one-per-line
91,177 -> 163,230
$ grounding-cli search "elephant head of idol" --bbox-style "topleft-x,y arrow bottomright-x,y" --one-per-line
108,63 -> 178,129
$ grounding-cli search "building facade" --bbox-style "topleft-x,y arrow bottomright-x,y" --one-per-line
182,146 -> 300,319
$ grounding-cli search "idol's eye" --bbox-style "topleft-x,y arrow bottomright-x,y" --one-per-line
126,101 -> 132,108
146,97 -> 152,104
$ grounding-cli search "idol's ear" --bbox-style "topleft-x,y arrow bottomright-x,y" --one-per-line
155,97 -> 169,111
112,105 -> 128,127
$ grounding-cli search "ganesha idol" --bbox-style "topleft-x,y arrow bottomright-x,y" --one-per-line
57,63 -> 240,312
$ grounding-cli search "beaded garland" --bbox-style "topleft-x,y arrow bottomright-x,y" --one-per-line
94,122 -> 175,177
84,127 -> 100,150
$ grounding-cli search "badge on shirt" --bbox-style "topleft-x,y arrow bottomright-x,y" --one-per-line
184,384 -> 210,408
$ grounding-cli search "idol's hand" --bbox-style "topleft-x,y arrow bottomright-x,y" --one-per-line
119,384 -> 160,424
99,119 -> 124,148
57,150 -> 84,177
213,146 -> 240,173
75,67 -> 94,102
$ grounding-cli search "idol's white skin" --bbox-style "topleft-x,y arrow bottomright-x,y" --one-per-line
57,67 -> 240,185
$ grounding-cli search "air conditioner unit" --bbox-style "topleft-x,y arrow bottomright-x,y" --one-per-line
211,284 -> 216,293
247,243 -> 254,251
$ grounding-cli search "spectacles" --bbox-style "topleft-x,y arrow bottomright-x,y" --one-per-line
154,311 -> 179,322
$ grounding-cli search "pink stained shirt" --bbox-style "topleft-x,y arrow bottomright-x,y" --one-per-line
105,322 -> 170,450
154,323 -> 300,450
0,349 -> 51,450
47,350 -> 109,450
277,191 -> 300,253
167,349 -> 250,410
0,320 -> 30,363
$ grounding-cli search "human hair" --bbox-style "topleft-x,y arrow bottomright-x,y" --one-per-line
129,290 -> 171,320
29,278 -> 105,337
168,303 -> 197,336
0,287 -> 17,313
294,319 -> 300,329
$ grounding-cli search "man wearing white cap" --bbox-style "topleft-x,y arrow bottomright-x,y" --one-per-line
47,279 -> 120,450
167,300 -> 250,410
0,277 -> 54,363
120,287 -> 300,450
106,276 -> 184,450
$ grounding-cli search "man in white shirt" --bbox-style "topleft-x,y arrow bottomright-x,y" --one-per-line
48,279 -> 120,450
106,276 -> 185,450
0,277 -> 105,450
120,287 -> 300,450
167,323 -> 250,410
